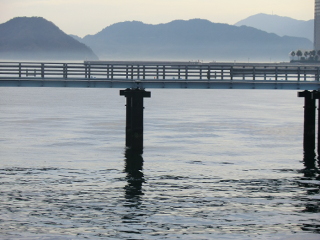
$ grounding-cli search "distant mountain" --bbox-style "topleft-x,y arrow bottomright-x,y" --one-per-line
0,17 -> 98,60
235,13 -> 313,42
70,34 -> 83,43
81,19 -> 312,62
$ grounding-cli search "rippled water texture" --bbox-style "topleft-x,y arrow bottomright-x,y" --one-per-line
0,88 -> 319,239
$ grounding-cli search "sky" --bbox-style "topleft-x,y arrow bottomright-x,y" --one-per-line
0,0 -> 315,37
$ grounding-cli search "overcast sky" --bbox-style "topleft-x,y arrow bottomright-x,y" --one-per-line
0,0 -> 315,37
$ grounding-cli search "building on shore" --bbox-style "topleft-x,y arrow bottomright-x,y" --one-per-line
315,0 -> 320,50
290,0 -> 320,62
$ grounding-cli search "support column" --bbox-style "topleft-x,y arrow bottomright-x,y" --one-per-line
125,95 -> 132,147
120,88 -> 151,153
311,90 -> 320,168
298,90 -> 316,168
318,96 -> 320,168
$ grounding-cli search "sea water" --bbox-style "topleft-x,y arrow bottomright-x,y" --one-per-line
0,87 -> 319,239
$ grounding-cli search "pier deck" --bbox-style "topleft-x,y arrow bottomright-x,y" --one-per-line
0,61 -> 319,90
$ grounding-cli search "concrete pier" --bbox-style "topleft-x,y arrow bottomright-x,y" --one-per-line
120,88 -> 151,153
310,90 -> 320,168
298,90 -> 317,168
1,61 -> 319,169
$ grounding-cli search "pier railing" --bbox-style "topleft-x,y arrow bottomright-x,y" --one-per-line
0,61 -> 319,89
0,61 -> 319,81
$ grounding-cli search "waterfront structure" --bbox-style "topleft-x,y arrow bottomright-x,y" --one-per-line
315,0 -> 320,50
0,60 -> 319,166
0,61 -> 319,90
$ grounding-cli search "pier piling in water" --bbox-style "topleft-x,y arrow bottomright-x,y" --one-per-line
120,88 -> 151,153
298,90 -> 317,168
311,90 -> 320,168
1,61 -> 319,168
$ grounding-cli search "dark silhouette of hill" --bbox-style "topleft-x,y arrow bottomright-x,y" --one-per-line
235,13 -> 313,42
0,17 -> 98,60
81,19 -> 312,61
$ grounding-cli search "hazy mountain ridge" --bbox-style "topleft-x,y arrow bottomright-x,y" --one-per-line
0,17 -> 98,60
80,19 -> 312,61
235,13 -> 313,42
0,16 -> 313,62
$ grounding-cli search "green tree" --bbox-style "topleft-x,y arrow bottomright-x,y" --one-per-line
309,50 -> 316,61
296,50 -> 303,60
290,51 -> 296,57
310,50 -> 316,57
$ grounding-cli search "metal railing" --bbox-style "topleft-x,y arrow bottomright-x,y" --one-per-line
0,61 -> 319,82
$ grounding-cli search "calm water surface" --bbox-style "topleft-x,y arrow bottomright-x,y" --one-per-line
0,88 -> 319,240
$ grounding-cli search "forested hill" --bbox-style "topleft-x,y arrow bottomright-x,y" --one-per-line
81,19 -> 312,61
0,17 -> 312,62
0,17 -> 98,60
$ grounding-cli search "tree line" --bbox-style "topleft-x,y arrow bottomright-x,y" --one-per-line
290,49 -> 320,62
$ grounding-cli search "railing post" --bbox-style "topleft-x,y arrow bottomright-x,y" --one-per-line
185,65 -> 188,80
156,65 -> 159,79
221,67 -> 224,80
63,63 -> 67,79
207,66 -> 211,80
41,63 -> 44,79
19,63 -> 22,78
106,64 -> 109,79
285,66 -> 288,81
163,66 -> 165,80
143,65 -> 146,80
126,65 -> 128,79
131,65 -> 134,79
111,65 -> 114,79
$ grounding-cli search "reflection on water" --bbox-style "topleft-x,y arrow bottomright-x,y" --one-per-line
0,165 -> 319,239
297,159 -> 320,234
1,88 -> 320,239
122,148 -> 145,236
124,148 -> 145,203
303,155 -> 317,170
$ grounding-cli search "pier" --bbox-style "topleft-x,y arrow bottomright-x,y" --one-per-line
0,61 -> 319,89
1,61 -> 320,168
